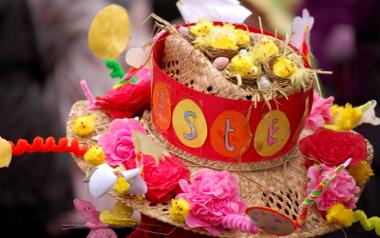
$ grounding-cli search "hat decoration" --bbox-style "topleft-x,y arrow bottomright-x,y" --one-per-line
1,2 -> 380,238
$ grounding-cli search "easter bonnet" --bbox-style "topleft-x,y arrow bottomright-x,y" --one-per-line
1,1 -> 380,238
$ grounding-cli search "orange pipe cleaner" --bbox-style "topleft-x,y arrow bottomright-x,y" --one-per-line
9,137 -> 88,157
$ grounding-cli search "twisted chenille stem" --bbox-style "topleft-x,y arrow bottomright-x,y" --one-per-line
222,214 -> 260,234
353,210 -> 380,236
9,136 -> 88,158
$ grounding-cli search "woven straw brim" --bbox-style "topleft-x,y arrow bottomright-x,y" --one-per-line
67,101 -> 374,238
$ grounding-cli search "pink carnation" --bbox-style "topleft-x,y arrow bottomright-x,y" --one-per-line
177,169 -> 246,235
305,90 -> 334,131
307,164 -> 360,211
98,119 -> 146,166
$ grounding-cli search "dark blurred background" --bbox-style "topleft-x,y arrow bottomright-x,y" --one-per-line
0,0 -> 379,237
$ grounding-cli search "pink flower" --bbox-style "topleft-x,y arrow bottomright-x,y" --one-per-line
305,90 -> 334,131
177,169 -> 246,235
96,67 -> 151,119
307,164 -> 360,211
98,119 -> 146,166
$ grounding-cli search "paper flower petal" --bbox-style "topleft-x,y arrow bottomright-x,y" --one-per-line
89,163 -> 117,198
177,0 -> 251,23
359,100 -> 380,126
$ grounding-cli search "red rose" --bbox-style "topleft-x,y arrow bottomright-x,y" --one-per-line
95,68 -> 151,119
124,154 -> 190,203
299,128 -> 367,167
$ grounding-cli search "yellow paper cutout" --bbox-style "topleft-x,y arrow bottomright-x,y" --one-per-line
0,137 -> 12,168
88,4 -> 130,59
254,110 -> 290,157
172,99 -> 208,148
132,132 -> 169,160
84,145 -> 105,166
100,201 -> 138,227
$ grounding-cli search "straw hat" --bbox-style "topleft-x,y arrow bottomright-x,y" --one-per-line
67,24 -> 374,238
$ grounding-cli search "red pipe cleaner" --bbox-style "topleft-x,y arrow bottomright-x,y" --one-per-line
9,137 -> 88,158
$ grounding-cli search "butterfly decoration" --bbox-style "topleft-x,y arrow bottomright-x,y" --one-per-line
89,163 -> 147,198
290,9 -> 314,65
73,199 -> 117,238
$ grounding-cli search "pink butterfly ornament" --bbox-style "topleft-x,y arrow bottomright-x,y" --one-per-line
73,199 -> 117,238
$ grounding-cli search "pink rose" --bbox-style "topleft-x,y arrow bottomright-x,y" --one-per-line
307,164 -> 360,211
177,169 -> 246,235
98,119 -> 145,166
305,90 -> 334,131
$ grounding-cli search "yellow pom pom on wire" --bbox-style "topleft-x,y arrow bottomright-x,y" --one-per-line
348,161 -> 374,186
326,203 -> 380,236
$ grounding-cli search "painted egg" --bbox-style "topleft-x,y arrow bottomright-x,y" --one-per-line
213,57 -> 230,70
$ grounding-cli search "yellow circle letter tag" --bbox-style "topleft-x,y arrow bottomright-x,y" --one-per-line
254,110 -> 290,157
172,99 -> 207,148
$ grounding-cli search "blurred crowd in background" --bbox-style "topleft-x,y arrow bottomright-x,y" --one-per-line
0,0 -> 379,237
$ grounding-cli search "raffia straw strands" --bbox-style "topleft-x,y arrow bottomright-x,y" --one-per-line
67,101 -> 374,238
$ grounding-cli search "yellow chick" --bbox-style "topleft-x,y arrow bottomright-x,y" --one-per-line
169,198 -> 190,223
71,114 -> 96,136
249,38 -> 279,63
229,55 -> 259,78
326,203 -> 354,227
234,29 -> 250,46
289,68 -> 310,90
190,19 -> 213,37
324,103 -> 362,132
84,145 -> 105,166
272,57 -> 298,79
113,176 -> 130,195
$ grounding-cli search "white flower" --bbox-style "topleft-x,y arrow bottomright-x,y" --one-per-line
358,100 -> 380,126
290,9 -> 314,50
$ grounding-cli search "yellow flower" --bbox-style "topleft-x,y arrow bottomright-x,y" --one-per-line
169,198 -> 190,223
349,161 -> 374,186
249,38 -> 279,63
100,201 -> 137,227
324,103 -> 362,132
84,145 -> 105,166
234,29 -> 250,46
190,19 -> 213,37
229,55 -> 259,78
326,203 -> 354,227
272,57 -> 298,79
113,176 -> 130,195
70,114 -> 96,136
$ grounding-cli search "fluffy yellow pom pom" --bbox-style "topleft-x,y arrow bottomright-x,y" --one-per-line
249,38 -> 279,63
326,203 -> 354,227
113,176 -> 130,195
349,161 -> 374,186
272,57 -> 298,79
325,103 -> 362,131
234,29 -> 250,46
84,145 -> 105,166
229,55 -> 259,78
71,114 -> 96,137
169,198 -> 190,223
190,19 -> 213,37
